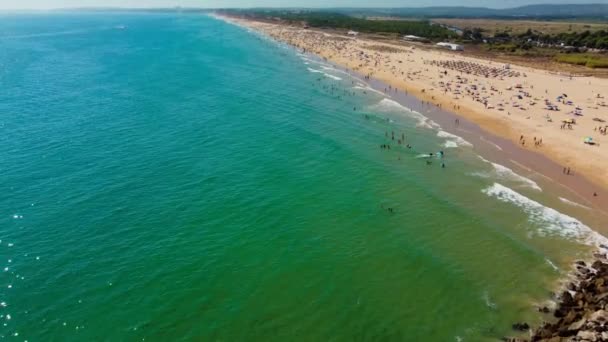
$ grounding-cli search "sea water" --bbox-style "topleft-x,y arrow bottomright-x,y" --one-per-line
0,12 -> 602,341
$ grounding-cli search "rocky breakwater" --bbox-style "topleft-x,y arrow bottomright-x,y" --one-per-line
506,251 -> 608,342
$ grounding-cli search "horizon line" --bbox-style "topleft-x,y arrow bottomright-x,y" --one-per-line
1,3 -> 607,12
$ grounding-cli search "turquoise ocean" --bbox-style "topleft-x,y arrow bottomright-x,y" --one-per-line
0,12 -> 605,341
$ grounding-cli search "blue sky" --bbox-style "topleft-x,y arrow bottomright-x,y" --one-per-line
0,0 -> 599,10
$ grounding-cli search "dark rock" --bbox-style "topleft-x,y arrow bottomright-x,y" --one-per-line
523,256 -> 608,341
538,306 -> 551,313
557,326 -> 577,337
592,260 -> 605,270
562,291 -> 575,306
554,307 -> 568,318
512,322 -> 530,331
531,327 -> 554,341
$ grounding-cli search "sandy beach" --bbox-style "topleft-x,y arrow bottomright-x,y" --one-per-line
222,16 -> 608,214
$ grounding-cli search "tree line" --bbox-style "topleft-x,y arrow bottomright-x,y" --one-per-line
463,27 -> 608,50
220,10 -> 459,40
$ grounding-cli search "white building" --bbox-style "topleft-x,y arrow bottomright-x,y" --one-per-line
436,42 -> 464,51
347,30 -> 359,36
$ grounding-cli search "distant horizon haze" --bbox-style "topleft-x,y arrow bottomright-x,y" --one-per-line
0,0 -> 602,10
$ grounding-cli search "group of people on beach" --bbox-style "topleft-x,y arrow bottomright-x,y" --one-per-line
258,22 -> 605,203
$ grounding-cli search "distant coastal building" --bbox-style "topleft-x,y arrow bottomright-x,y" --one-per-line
403,35 -> 430,43
347,30 -> 359,36
436,42 -> 464,51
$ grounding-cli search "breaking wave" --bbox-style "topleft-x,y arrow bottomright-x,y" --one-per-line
353,85 -> 385,96
307,67 -> 342,80
559,197 -> 591,210
437,130 -> 472,148
372,99 -> 439,129
473,158 -> 542,191
481,183 -> 607,246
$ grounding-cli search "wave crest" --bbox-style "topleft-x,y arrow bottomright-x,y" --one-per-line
482,183 -> 606,246
372,99 -> 439,129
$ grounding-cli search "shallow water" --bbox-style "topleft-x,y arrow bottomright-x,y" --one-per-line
0,12 -> 601,341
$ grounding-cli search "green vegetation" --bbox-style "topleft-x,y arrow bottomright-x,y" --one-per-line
555,54 -> 608,68
220,9 -> 608,70
547,31 -> 608,49
436,18 -> 608,37
220,10 -> 458,40
337,4 -> 608,20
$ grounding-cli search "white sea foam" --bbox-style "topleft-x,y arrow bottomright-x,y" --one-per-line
559,197 -> 591,210
482,183 -> 608,246
437,130 -> 472,148
321,65 -> 351,76
482,291 -> 497,310
474,158 -> 542,191
353,85 -> 386,97
324,73 -> 342,81
373,99 -> 439,129
491,163 -> 542,191
477,155 -> 491,163
545,258 -> 559,271
307,67 -> 342,80
307,67 -> 324,74
301,56 -> 327,66
443,141 -> 459,148
480,136 -> 503,151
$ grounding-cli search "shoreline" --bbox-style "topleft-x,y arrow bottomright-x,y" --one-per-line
216,14 -> 608,237
506,250 -> 608,342
336,61 -> 608,341
221,16 -> 608,214
211,14 -> 608,338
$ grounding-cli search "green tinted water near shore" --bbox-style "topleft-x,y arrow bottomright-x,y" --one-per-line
0,12 -> 601,341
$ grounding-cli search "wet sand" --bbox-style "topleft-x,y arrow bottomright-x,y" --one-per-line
340,62 -> 608,235
217,15 -> 608,238
224,17 -> 608,209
